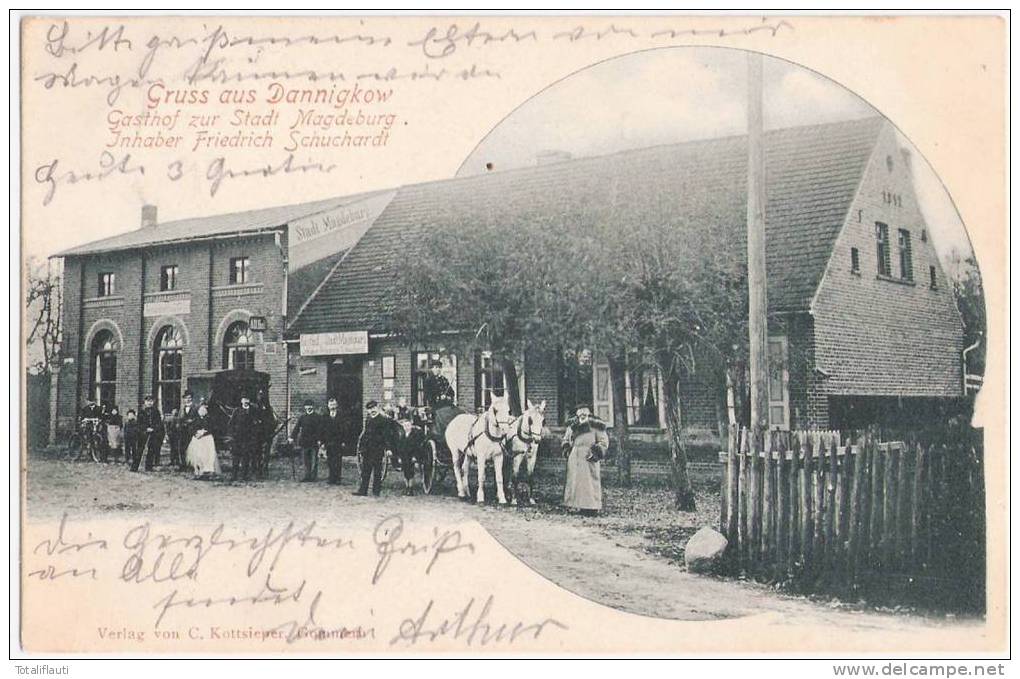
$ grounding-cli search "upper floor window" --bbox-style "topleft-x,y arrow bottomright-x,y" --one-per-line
97,272 -> 116,297
850,247 -> 860,275
160,264 -> 179,291
229,257 -> 250,285
929,265 -> 938,290
875,223 -> 891,277
898,229 -> 913,281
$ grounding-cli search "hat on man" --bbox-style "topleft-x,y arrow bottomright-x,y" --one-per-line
303,399 -> 314,407
430,359 -> 443,368
365,399 -> 379,410
574,403 -> 593,414
143,394 -> 154,401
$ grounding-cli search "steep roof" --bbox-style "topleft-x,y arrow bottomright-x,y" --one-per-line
53,194 -> 379,257
289,116 -> 885,335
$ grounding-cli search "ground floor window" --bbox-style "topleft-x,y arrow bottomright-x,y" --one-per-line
223,320 -> 256,370
767,335 -> 790,430
154,325 -> 184,414
475,351 -> 507,410
412,351 -> 457,407
625,364 -> 661,427
90,330 -> 118,409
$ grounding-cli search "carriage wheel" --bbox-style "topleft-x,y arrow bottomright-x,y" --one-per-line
422,440 -> 437,495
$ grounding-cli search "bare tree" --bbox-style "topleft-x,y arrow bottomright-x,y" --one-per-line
26,257 -> 63,375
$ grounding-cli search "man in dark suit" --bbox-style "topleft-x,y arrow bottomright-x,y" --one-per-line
354,400 -> 398,497
177,390 -> 200,471
228,395 -> 260,481
134,395 -> 164,472
289,400 -> 321,482
319,397 -> 347,485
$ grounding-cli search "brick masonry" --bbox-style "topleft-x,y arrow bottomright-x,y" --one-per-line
810,125 -> 964,404
56,232 -> 290,434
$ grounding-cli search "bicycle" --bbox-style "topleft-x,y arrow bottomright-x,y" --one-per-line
68,418 -> 103,463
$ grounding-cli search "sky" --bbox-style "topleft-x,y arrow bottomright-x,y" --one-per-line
457,48 -> 974,265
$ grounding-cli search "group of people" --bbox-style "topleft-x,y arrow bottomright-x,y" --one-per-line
75,389 -> 276,481
288,395 -> 425,497
73,357 -> 611,514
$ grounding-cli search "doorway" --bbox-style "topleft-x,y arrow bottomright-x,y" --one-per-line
327,357 -> 364,447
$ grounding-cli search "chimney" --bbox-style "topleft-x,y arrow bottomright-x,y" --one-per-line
141,204 -> 158,229
535,149 -> 572,166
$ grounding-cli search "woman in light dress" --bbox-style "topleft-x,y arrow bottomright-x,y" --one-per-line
186,403 -> 221,477
561,403 -> 610,516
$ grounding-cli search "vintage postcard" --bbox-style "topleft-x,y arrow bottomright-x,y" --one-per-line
15,13 -> 1007,656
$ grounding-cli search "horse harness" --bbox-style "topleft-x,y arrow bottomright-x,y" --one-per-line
504,415 -> 541,458
464,409 -> 510,452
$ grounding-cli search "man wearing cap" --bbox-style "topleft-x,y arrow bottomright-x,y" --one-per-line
561,403 -> 609,515
354,400 -> 397,496
134,395 -> 164,472
228,394 -> 260,481
289,400 -> 321,482
319,397 -> 347,485
422,360 -> 455,410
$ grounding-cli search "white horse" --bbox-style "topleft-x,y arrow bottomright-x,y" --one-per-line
446,395 -> 514,504
504,399 -> 547,506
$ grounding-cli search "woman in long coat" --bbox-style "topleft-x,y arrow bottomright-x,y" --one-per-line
562,403 -> 609,515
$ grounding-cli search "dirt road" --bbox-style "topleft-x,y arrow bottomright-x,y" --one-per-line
24,453 -> 975,634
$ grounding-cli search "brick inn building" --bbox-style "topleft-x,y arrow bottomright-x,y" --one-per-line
52,116 -> 967,443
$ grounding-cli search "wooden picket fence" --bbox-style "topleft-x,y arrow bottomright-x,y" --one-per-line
718,427 -> 985,607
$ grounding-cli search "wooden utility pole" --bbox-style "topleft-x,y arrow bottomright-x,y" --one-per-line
746,52 -> 769,434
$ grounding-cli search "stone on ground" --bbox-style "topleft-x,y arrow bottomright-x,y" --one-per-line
684,526 -> 728,574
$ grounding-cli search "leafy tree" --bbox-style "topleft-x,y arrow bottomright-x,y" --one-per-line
944,248 -> 986,376
388,184 -> 750,511
387,203 -> 563,415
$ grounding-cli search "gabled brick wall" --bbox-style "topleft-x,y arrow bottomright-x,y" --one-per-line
811,123 -> 965,401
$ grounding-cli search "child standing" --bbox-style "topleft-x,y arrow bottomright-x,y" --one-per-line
122,409 -> 138,468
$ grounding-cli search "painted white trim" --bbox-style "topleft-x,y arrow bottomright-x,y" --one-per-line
213,308 -> 254,351
146,315 -> 191,348
83,318 -> 126,353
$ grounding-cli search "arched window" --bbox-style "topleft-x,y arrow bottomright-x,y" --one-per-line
90,330 -> 118,409
154,325 -> 184,414
222,321 -> 256,370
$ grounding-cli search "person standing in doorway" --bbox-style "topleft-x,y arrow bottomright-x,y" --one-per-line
320,396 -> 347,485
289,400 -> 321,482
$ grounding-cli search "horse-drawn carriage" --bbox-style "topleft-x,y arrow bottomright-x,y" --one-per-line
370,399 -> 547,503
186,369 -> 281,477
